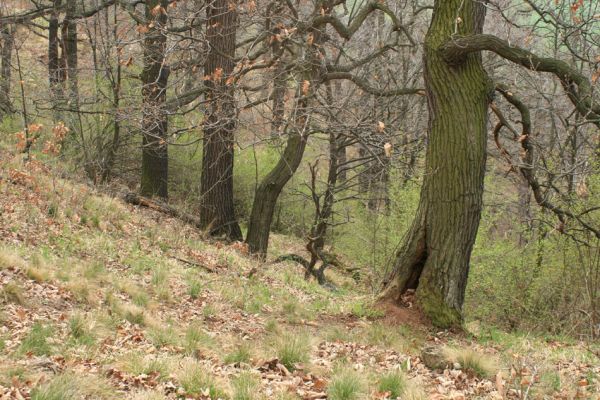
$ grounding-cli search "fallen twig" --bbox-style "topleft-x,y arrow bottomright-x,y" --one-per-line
123,192 -> 203,229
170,255 -> 218,273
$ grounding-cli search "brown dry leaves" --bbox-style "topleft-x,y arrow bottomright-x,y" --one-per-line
0,149 -> 599,399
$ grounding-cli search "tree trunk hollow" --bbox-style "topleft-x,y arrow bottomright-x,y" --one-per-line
380,0 -> 489,329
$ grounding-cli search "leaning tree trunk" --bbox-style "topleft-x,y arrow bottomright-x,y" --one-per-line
0,16 -> 14,118
245,24 -> 325,258
379,0 -> 490,328
245,121 -> 309,257
198,0 -> 243,241
140,0 -> 169,199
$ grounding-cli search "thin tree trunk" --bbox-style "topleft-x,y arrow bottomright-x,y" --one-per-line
332,81 -> 346,182
0,16 -> 14,117
265,2 -> 286,136
199,0 -> 243,241
336,135 -> 347,182
140,0 -> 169,199
63,0 -> 79,109
62,0 -> 90,167
302,81 -> 341,284
48,0 -> 65,122
245,122 -> 309,257
245,24 -> 325,258
379,0 -> 490,328
100,3 -> 122,182
270,24 -> 286,136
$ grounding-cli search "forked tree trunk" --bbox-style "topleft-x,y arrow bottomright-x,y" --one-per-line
379,0 -> 490,328
302,81 -> 341,283
140,0 -> 169,199
199,0 -> 243,241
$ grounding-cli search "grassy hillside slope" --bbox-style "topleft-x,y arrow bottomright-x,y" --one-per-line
0,149 -> 598,399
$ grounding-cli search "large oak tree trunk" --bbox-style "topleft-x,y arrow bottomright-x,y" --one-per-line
140,0 -> 169,199
380,0 -> 490,328
198,0 -> 243,241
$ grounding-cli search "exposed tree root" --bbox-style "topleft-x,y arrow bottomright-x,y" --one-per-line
124,192 -> 203,230
271,253 -> 337,290
169,255 -> 218,273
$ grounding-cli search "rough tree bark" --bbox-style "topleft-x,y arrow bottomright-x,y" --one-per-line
140,0 -> 169,199
379,0 -> 490,328
62,0 -> 79,109
199,0 -> 243,241
0,13 -> 14,118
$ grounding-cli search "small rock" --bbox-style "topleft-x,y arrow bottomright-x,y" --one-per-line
421,346 -> 446,370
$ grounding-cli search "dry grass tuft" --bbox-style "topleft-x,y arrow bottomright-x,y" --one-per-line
0,248 -> 27,270
444,347 -> 498,379
25,267 -> 51,283
0,282 -> 26,305
176,360 -> 228,399
275,332 -> 311,371
130,389 -> 168,400
65,279 -> 98,305
30,372 -> 114,399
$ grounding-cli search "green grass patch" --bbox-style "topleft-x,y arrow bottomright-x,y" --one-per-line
224,342 -> 252,365
377,371 -> 407,399
275,333 -> 310,371
327,368 -> 365,400
18,322 -> 54,356
232,371 -> 259,400
178,362 -> 228,399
